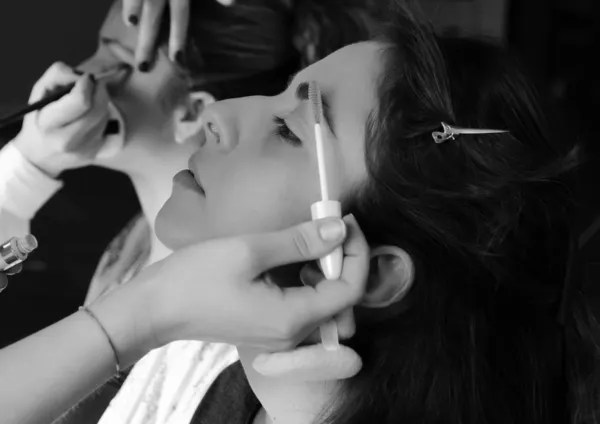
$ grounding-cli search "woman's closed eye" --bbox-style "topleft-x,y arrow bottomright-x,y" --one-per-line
273,116 -> 302,147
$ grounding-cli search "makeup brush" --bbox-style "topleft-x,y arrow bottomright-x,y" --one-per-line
308,80 -> 343,351
0,65 -> 130,130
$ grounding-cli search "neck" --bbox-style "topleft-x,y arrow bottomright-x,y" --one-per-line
129,171 -> 173,264
238,347 -> 338,424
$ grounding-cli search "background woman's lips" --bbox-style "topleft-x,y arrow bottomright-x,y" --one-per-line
187,156 -> 206,193
173,170 -> 205,195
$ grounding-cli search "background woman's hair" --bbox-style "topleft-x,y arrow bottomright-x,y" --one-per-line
317,2 -> 595,424
156,0 -> 380,100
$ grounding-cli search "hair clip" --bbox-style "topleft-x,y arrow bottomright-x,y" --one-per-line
432,122 -> 509,144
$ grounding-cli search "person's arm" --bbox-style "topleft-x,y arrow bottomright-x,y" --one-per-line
0,142 -> 63,242
0,278 -> 153,424
0,216 -> 367,424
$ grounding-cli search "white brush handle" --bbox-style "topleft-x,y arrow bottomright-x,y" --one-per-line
319,320 -> 340,351
311,200 -> 343,351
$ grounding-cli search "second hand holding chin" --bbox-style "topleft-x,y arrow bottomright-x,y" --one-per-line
89,215 -> 368,376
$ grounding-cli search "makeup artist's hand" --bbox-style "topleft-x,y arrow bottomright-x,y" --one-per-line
122,0 -> 234,70
13,62 -> 111,178
90,215 -> 368,367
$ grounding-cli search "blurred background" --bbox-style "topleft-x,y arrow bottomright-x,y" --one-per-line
0,0 -> 597,348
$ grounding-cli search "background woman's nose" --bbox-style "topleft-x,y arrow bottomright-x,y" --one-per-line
202,105 -> 238,153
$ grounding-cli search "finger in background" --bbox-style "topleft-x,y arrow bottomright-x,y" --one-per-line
168,0 -> 190,62
135,0 -> 167,71
123,0 -> 144,26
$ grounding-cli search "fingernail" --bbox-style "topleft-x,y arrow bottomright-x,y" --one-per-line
319,220 -> 345,242
128,15 -> 139,26
138,61 -> 150,73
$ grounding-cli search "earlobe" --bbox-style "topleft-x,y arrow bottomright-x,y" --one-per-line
174,91 -> 216,144
360,245 -> 414,308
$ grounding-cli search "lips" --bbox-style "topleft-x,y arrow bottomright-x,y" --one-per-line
96,101 -> 126,160
187,156 -> 207,193
188,168 -> 206,194
173,169 -> 205,195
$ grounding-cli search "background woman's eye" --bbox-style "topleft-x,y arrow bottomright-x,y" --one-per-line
273,116 -> 302,147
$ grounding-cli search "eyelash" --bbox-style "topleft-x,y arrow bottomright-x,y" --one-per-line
273,116 -> 302,147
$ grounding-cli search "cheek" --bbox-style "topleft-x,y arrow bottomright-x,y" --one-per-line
207,165 -> 317,237
155,187 -> 206,250
111,69 -> 175,141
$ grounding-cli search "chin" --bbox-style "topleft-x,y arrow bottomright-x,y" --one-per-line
154,202 -> 208,251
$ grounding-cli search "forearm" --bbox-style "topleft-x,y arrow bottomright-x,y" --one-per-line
0,311 -> 117,424
0,278 -> 156,424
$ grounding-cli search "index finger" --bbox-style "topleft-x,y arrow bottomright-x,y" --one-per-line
136,0 -> 167,70
123,0 -> 144,26
29,62 -> 80,104
168,0 -> 190,62
281,215 -> 370,325
338,214 -> 370,288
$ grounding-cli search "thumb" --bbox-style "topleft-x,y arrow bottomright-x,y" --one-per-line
244,218 -> 346,274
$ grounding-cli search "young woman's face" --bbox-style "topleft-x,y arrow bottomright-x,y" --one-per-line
156,42 -> 382,249
77,0 -> 198,173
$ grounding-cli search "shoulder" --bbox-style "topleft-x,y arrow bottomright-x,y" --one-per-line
190,361 -> 260,424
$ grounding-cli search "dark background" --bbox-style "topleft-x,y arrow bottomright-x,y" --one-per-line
0,0 -> 598,348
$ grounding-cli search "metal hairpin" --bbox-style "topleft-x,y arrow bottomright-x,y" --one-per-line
432,122 -> 509,144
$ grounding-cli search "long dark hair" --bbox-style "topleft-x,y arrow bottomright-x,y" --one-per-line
322,2 -> 594,424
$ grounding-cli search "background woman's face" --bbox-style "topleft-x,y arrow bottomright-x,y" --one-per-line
77,0 -> 197,173
156,42 -> 383,249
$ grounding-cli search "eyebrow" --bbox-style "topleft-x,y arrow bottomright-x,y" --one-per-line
288,78 -> 338,139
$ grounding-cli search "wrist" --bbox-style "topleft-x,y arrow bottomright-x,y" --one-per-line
89,277 -> 161,368
12,135 -> 61,179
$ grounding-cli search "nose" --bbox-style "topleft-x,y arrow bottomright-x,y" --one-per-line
77,56 -> 105,75
201,102 -> 239,154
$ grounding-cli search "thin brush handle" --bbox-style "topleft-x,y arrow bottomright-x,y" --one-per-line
0,84 -> 75,128
314,123 -> 329,200
0,66 -> 128,130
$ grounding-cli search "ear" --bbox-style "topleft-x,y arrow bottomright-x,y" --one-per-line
360,245 -> 415,308
173,91 -> 216,144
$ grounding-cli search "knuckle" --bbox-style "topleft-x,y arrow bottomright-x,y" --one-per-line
292,229 -> 313,259
50,61 -> 67,73
229,240 -> 254,268
278,314 -> 300,344
74,94 -> 92,112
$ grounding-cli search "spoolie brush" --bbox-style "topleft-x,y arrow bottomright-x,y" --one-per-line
308,81 -> 343,351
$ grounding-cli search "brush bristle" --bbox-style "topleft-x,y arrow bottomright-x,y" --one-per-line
308,81 -> 323,125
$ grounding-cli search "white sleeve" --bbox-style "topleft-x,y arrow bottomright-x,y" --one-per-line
0,142 -> 63,240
